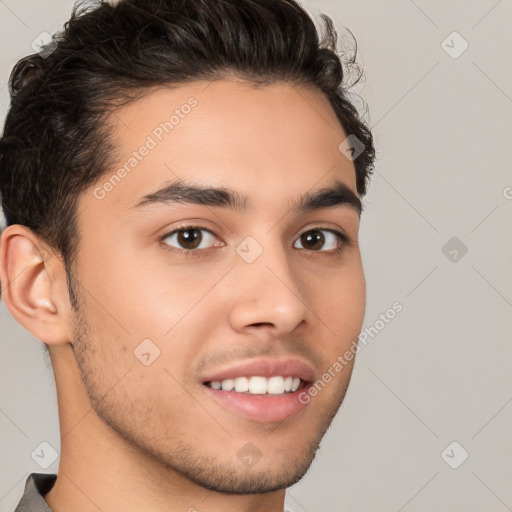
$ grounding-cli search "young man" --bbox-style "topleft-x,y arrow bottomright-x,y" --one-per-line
0,0 -> 375,510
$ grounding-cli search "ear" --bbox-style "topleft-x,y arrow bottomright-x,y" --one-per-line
0,224 -> 74,345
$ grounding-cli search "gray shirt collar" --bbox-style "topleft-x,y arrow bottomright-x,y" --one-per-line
14,473 -> 56,512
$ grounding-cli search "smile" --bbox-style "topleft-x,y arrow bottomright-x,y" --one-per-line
204,375 -> 303,395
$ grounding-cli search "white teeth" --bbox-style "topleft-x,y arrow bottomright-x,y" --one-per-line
221,379 -> 234,391
248,376 -> 267,394
267,376 -> 285,394
211,376 -> 303,395
234,377 -> 249,392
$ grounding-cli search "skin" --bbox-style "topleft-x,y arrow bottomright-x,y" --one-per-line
0,79 -> 366,512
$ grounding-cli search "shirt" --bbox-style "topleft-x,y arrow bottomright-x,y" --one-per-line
13,472 -> 294,511
14,473 -> 56,512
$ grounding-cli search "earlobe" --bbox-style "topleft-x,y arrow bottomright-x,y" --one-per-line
0,224 -> 73,345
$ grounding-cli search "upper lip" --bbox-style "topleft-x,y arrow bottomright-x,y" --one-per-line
201,357 -> 316,383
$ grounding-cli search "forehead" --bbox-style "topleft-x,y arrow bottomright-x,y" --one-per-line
85,79 -> 357,216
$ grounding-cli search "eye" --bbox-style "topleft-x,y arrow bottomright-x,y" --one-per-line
161,225 -> 220,252
293,228 -> 348,253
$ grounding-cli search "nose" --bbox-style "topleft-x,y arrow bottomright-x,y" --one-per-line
226,238 -> 310,336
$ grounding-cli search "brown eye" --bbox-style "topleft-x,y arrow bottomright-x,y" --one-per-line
300,230 -> 325,250
176,228 -> 202,249
293,228 -> 345,252
162,226 -> 216,251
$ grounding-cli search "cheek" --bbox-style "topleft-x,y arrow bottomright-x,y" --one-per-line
310,259 -> 366,348
79,237 -> 211,336
84,255 -> 227,383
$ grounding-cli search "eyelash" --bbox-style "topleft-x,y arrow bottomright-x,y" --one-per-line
159,224 -> 352,258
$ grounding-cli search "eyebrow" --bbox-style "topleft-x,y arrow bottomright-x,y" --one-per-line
130,178 -> 362,217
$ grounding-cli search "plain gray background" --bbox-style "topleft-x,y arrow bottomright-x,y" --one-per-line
1,1 -> 511,511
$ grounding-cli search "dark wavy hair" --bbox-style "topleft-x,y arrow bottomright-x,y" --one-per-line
0,0 -> 375,308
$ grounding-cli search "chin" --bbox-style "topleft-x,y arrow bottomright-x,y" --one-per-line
180,448 -> 319,495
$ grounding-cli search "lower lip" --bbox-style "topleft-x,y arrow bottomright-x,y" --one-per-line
202,383 -> 312,423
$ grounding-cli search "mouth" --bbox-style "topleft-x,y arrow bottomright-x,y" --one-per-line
200,359 -> 315,423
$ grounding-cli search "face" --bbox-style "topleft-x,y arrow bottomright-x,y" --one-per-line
69,79 -> 366,493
